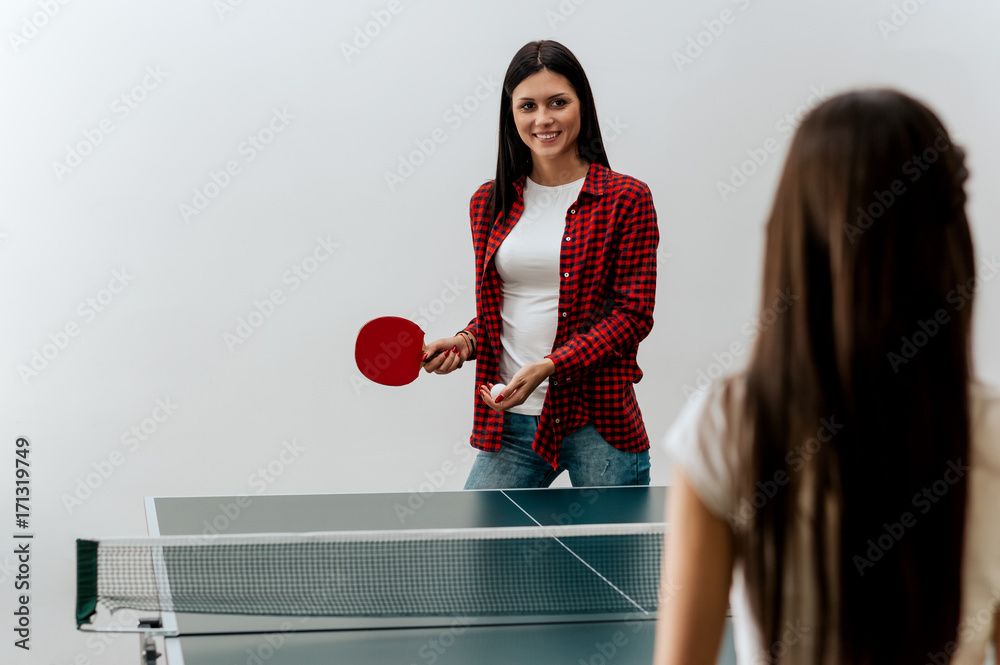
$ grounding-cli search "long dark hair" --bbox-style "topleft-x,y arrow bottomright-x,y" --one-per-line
735,89 -> 974,664
488,40 -> 609,225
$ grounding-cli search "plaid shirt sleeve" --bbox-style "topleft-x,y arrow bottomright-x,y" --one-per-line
456,181 -> 495,362
457,315 -> 480,361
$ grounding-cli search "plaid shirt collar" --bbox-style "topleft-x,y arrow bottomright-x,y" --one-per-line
487,162 -> 609,268
511,161 -> 608,199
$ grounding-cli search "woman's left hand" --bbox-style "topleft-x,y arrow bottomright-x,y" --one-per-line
478,359 -> 556,412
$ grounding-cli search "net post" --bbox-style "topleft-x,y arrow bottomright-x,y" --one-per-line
76,539 -> 99,628
141,635 -> 160,665
139,619 -> 163,665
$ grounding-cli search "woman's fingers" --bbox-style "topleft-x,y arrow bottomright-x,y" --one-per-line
435,347 -> 462,374
479,383 -> 512,412
422,338 -> 462,374
478,385 -> 495,408
421,343 -> 448,372
477,376 -> 535,411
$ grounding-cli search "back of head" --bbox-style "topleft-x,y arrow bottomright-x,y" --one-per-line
738,89 -> 975,664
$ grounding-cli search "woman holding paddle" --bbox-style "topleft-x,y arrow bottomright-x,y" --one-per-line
423,40 -> 659,489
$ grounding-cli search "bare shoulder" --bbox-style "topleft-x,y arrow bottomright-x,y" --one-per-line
971,382 -> 1000,471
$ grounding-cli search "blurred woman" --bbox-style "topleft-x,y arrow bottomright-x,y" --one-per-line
655,89 -> 1000,664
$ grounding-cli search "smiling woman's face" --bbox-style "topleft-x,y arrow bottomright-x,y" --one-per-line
510,68 -> 581,163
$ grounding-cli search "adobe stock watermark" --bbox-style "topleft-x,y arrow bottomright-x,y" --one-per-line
350,276 -> 468,394
8,0 -> 72,54
224,235 -> 339,352
194,438 -> 306,542
179,107 -> 295,223
581,115 -> 630,161
887,308 -> 951,374
657,246 -> 675,270
61,397 -> 179,514
852,457 -> 968,576
877,0 -> 933,41
672,0 -> 755,73
247,439 -> 306,493
947,587 -> 1000,663
240,619 -> 303,665
0,556 -> 17,585
213,0 -> 250,21
576,577 -> 680,665
887,254 -> 999,373
77,608 -> 142,662
340,0 -> 408,63
384,75 -> 501,192
575,621 -> 646,665
393,440 -> 475,524
681,288 -> 798,399
717,84 -> 829,202
17,268 -> 135,385
842,131 -> 953,244
725,416 -> 843,532
383,81 -> 626,192
544,0 -> 589,30
520,488 -> 612,565
751,620 -> 811,665
51,65 -> 169,182
414,616 -> 478,664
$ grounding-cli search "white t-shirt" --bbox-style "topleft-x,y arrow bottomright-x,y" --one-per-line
663,377 -> 1000,665
494,176 -> 584,415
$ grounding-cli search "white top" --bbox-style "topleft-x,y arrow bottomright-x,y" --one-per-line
494,176 -> 584,415
663,378 -> 1000,665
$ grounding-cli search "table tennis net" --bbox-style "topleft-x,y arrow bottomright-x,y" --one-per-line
77,523 -> 664,628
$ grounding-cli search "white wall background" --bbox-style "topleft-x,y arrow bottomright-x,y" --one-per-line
2,1 -> 999,663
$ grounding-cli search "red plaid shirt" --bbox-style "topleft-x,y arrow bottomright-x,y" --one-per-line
460,162 -> 659,467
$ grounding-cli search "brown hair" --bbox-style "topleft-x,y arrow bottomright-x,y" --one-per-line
735,89 -> 974,664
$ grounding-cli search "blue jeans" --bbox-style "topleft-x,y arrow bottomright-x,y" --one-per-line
464,412 -> 650,489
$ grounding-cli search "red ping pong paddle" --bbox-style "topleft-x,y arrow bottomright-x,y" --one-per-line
355,317 -> 435,386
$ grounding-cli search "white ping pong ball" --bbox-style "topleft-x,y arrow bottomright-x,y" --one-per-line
490,384 -> 506,400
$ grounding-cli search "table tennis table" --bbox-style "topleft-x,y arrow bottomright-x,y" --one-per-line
141,486 -> 736,664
